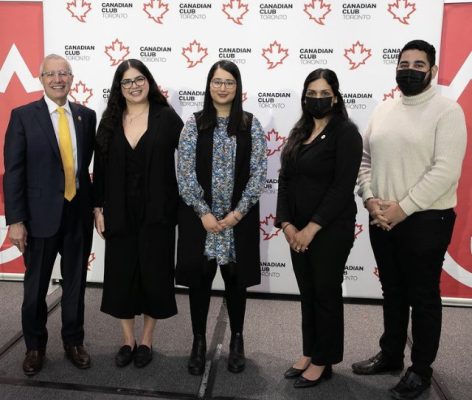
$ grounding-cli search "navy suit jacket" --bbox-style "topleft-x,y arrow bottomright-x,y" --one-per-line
3,97 -> 96,238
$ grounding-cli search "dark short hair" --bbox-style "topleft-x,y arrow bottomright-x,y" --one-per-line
398,40 -> 436,67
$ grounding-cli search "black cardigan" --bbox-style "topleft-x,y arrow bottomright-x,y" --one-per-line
276,117 -> 363,229
93,102 -> 183,236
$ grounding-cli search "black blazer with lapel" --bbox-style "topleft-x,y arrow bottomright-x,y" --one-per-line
93,102 -> 184,237
3,97 -> 96,238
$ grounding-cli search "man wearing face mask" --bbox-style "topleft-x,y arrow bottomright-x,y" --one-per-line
354,40 -> 467,399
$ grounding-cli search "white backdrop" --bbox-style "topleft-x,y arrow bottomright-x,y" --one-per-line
0,0 -> 451,299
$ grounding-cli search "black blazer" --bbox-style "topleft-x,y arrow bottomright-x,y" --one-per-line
3,97 -> 96,237
276,117 -> 362,229
93,103 -> 184,236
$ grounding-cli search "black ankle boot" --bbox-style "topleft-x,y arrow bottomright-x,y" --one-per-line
188,334 -> 206,376
228,332 -> 245,373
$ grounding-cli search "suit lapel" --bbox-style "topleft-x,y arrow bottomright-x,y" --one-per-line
35,98 -> 60,160
145,103 -> 161,173
70,102 -> 84,173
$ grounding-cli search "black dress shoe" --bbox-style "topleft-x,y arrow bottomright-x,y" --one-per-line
228,332 -> 245,373
115,343 -> 137,367
389,370 -> 431,400
23,349 -> 45,376
134,345 -> 153,368
293,365 -> 332,388
352,351 -> 403,375
64,345 -> 91,369
188,334 -> 206,376
284,366 -> 306,379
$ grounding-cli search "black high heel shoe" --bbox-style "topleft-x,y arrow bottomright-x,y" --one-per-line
284,365 -> 308,379
293,365 -> 332,388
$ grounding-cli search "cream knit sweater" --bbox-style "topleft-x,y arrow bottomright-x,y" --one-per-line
357,86 -> 467,216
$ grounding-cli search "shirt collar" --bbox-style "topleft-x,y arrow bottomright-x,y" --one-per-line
43,95 -> 72,115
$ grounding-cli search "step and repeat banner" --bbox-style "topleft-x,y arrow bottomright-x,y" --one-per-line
1,0 -> 471,302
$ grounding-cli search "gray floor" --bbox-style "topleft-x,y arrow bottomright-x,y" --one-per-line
0,281 -> 471,400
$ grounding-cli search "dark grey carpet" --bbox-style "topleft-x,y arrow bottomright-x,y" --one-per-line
0,285 -> 471,399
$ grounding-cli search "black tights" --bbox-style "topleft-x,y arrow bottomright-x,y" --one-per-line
189,260 -> 247,335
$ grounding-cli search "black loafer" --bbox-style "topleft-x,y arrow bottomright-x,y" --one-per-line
284,366 -> 306,379
188,334 -> 206,376
115,343 -> 137,367
228,333 -> 245,373
389,370 -> 431,400
293,365 -> 332,389
134,345 -> 153,368
352,351 -> 403,375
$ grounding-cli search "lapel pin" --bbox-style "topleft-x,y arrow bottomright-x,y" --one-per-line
321,134 -> 326,139
78,116 -> 82,121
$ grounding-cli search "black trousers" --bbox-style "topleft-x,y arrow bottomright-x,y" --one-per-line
22,196 -> 92,350
290,221 -> 354,365
189,260 -> 246,335
370,209 -> 455,379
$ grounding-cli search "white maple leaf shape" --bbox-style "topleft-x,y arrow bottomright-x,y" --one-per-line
69,81 -> 93,105
344,41 -> 372,70
260,214 -> 281,240
182,40 -> 208,68
66,0 -> 92,23
262,41 -> 289,70
387,0 -> 416,25
354,223 -> 363,239
143,0 -> 169,24
265,129 -> 287,157
303,0 -> 332,25
222,0 -> 249,25
87,252 -> 95,271
105,39 -> 130,66
383,86 -> 401,101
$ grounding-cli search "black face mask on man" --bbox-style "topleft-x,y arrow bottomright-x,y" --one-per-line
395,69 -> 431,96
305,97 -> 333,119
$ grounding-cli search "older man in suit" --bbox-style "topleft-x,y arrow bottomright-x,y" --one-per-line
3,54 -> 96,376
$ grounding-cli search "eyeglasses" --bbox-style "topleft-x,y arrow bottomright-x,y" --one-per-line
41,70 -> 72,79
210,79 -> 236,89
121,76 -> 146,89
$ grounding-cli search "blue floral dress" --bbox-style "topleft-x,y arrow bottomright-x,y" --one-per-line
178,114 -> 267,266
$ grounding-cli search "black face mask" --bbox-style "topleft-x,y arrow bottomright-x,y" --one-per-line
305,96 -> 333,119
396,69 -> 431,96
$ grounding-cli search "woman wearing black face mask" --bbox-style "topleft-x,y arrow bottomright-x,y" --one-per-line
276,69 -> 362,389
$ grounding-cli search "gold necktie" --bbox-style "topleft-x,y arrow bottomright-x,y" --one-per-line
57,107 -> 76,201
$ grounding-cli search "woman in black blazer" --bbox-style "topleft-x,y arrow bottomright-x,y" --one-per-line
93,59 -> 183,368
276,69 -> 362,388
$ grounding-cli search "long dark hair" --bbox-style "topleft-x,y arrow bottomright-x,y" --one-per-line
96,59 -> 168,155
280,68 -> 349,167
197,60 -> 248,136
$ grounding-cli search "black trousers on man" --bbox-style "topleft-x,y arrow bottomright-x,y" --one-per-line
370,209 -> 455,379
290,221 -> 355,366
22,196 -> 93,351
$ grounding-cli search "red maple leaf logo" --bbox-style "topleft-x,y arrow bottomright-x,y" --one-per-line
69,81 -> 93,105
87,252 -> 96,271
303,0 -> 332,25
344,41 -> 372,70
260,214 -> 281,240
262,41 -> 289,70
242,92 -> 248,102
66,0 -> 92,23
354,223 -> 363,239
387,0 -> 416,25
143,0 -> 169,24
182,40 -> 208,68
222,0 -> 249,25
265,129 -> 287,157
104,39 -> 130,66
158,85 -> 169,99
383,86 -> 401,101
